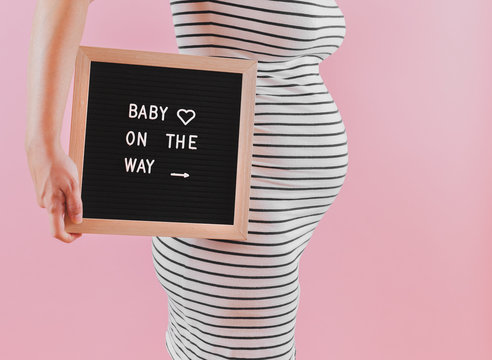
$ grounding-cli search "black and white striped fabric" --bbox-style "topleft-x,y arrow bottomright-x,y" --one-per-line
152,1 -> 348,359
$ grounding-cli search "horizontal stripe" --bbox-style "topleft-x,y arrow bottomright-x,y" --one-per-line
252,153 -> 347,159
258,62 -> 321,71
256,91 -> 331,96
176,21 -> 345,44
251,173 -> 347,180
255,110 -> 338,115
249,212 -> 326,224
256,82 -> 328,88
251,184 -> 343,190
249,195 -> 337,201
251,162 -> 348,170
168,235 -> 311,259
172,0 -> 339,10
201,227 -> 316,247
172,11 -> 346,30
255,100 -> 334,105
265,72 -> 320,80
253,130 -> 345,136
247,223 -> 322,236
171,0 -> 343,18
253,140 -> 347,146
179,43 -> 332,59
249,205 -> 331,213
253,121 -> 343,126
177,33 -> 340,52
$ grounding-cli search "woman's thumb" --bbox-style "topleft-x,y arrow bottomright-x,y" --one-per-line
65,182 -> 83,224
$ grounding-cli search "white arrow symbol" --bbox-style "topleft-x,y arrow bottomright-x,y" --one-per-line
170,172 -> 189,178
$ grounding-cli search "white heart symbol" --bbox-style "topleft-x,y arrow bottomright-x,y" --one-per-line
177,109 -> 196,126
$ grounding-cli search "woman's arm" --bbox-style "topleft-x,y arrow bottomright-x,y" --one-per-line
25,0 -> 94,243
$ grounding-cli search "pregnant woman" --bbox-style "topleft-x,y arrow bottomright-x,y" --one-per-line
25,1 -> 348,359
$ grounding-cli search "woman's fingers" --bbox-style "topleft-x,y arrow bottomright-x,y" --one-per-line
47,189 -> 79,243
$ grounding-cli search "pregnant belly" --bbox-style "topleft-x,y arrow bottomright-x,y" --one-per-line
253,57 -> 348,169
247,59 -> 349,227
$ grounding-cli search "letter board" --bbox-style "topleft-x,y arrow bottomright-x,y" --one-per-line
64,46 -> 257,240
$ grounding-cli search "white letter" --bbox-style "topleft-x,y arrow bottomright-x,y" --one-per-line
124,157 -> 137,172
149,105 -> 158,120
126,131 -> 135,146
159,106 -> 168,121
188,135 -> 197,150
146,159 -> 155,174
129,103 -> 138,119
136,159 -> 146,173
137,131 -> 147,147
176,134 -> 185,149
166,133 -> 175,148
138,105 -> 147,119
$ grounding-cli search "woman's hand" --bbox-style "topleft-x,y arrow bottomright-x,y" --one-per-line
26,142 -> 83,243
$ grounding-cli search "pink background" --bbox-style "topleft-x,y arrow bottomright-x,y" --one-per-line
2,0 -> 491,359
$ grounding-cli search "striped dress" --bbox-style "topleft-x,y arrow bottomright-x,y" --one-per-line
151,1 -> 348,359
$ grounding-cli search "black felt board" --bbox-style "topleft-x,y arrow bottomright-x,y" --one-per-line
81,61 -> 242,225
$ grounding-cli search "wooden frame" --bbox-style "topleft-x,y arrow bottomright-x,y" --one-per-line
64,46 -> 257,240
